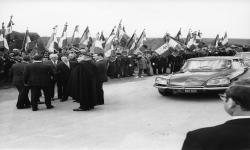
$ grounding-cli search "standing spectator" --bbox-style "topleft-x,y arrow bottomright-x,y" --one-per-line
137,54 -> 150,78
57,56 -> 76,102
10,56 -> 31,109
150,52 -> 159,75
24,55 -> 54,111
94,53 -> 108,105
45,54 -> 61,100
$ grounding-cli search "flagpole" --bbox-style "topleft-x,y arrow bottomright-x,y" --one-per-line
21,27 -> 28,52
126,30 -> 136,48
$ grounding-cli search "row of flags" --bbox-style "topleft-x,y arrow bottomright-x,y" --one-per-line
1,15 -> 230,56
45,20 -> 148,57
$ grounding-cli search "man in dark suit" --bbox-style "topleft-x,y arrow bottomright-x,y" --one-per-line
24,55 -> 54,111
10,55 -> 31,109
94,53 -> 108,105
44,53 -> 61,100
57,55 -> 76,102
182,79 -> 250,150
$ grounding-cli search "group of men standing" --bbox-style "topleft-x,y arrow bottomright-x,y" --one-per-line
10,52 -> 108,111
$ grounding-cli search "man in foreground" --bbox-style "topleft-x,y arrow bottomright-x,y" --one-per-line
182,79 -> 250,150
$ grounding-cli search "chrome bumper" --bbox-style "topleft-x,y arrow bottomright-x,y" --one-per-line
154,84 -> 229,90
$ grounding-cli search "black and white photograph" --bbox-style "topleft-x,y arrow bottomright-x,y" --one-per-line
0,0 -> 250,149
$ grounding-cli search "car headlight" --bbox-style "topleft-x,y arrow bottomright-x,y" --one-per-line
206,77 -> 230,86
155,77 -> 169,85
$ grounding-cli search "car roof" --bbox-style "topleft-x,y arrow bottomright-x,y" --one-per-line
188,56 -> 241,61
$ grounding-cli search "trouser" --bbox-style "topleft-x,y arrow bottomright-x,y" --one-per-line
15,84 -> 31,108
50,80 -> 62,99
96,82 -> 104,105
61,81 -> 69,101
138,68 -> 150,77
30,86 -> 51,109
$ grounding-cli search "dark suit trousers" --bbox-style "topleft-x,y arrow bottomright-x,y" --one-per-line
15,85 -> 30,108
31,86 -> 51,109
50,80 -> 62,99
96,82 -> 104,105
61,81 -> 69,101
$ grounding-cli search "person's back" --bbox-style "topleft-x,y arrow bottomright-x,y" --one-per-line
25,62 -> 52,87
182,79 -> 250,150
11,62 -> 27,85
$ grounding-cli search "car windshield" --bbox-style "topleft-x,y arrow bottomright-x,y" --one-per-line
182,59 -> 231,72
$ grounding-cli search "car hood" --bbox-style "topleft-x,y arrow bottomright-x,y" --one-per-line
169,69 -> 234,86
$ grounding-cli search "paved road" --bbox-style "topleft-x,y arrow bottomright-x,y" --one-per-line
0,76 -> 231,150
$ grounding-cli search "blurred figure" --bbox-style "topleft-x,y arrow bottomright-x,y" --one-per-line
57,55 -> 76,102
94,53 -> 108,105
150,52 -> 159,75
45,54 -> 61,100
182,79 -> 250,150
10,55 -> 31,109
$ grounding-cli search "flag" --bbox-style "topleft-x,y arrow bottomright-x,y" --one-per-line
6,15 -> 14,35
185,29 -> 192,45
175,28 -> 182,42
116,20 -> 123,40
58,22 -> 68,48
71,25 -> 80,46
79,26 -> 91,48
120,27 -> 129,47
104,26 -> 116,52
133,29 -> 146,54
155,33 -> 182,55
196,30 -> 202,43
100,31 -> 106,47
24,29 -> 31,52
221,32 -> 228,46
46,25 -> 58,53
0,23 -> 9,50
126,31 -> 137,50
213,34 -> 220,47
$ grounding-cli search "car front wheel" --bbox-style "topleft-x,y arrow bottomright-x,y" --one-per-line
158,89 -> 173,96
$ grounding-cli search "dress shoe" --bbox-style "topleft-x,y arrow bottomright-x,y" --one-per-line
32,108 -> 38,111
37,101 -> 45,104
73,107 -> 89,111
60,99 -> 67,102
47,105 -> 54,109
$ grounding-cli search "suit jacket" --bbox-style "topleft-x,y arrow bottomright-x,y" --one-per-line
96,59 -> 108,83
10,62 -> 28,86
24,62 -> 54,87
44,60 -> 60,77
182,118 -> 250,150
57,61 -> 76,83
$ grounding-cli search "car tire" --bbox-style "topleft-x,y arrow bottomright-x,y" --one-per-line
158,89 -> 173,96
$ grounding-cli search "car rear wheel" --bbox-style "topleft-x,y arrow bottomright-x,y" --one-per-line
158,89 -> 173,96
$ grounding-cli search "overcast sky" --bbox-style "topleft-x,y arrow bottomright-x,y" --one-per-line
0,0 -> 250,39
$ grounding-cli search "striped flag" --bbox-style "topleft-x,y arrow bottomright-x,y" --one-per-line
58,22 -> 68,48
175,28 -> 182,42
133,29 -> 146,54
221,32 -> 228,46
79,26 -> 91,49
126,31 -> 137,50
24,28 -> 31,52
104,26 -> 116,52
0,23 -> 9,50
5,15 -> 14,35
185,29 -> 192,45
71,25 -> 80,46
46,25 -> 58,53
213,34 -> 220,47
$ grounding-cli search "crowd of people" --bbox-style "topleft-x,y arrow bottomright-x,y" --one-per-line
1,44 -> 241,111
9,51 -> 108,111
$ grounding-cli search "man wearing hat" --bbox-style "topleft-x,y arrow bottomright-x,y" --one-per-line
24,55 -> 54,111
182,79 -> 250,150
10,55 -> 31,109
